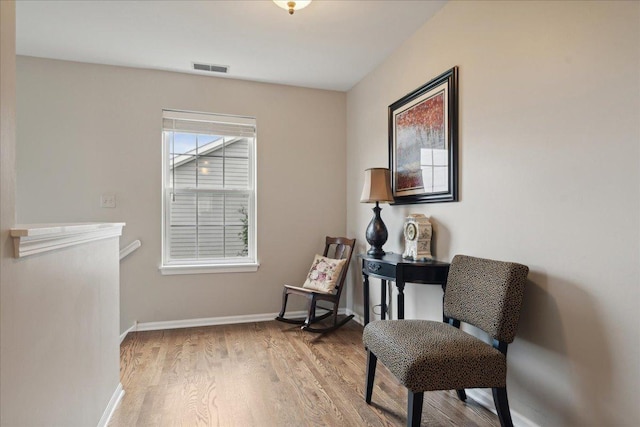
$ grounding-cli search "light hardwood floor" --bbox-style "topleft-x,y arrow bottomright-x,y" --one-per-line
109,320 -> 499,426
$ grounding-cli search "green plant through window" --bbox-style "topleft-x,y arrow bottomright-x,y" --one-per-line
238,206 -> 249,256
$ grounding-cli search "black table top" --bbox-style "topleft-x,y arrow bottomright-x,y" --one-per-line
358,252 -> 450,267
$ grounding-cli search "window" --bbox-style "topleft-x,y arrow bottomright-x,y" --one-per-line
160,110 -> 258,274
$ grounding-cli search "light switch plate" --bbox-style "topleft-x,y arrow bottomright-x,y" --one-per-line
100,194 -> 116,208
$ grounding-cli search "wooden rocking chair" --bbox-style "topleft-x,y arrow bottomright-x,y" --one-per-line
275,236 -> 356,333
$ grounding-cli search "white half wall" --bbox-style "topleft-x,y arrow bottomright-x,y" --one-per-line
346,1 -> 639,426
1,237 -> 122,426
16,57 -> 347,332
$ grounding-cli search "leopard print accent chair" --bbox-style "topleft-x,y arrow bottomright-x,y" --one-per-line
362,255 -> 529,427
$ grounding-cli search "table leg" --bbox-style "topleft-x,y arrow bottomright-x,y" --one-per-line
397,281 -> 405,320
441,283 -> 447,322
363,272 -> 370,325
381,279 -> 387,320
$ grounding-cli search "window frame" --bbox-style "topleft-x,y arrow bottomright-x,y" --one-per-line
159,109 -> 258,275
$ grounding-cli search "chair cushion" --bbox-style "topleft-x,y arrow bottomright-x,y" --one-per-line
302,254 -> 346,293
283,284 -> 333,295
363,320 -> 506,392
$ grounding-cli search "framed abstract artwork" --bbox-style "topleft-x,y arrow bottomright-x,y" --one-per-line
388,67 -> 458,204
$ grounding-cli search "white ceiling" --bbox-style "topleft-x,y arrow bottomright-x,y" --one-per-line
16,0 -> 446,91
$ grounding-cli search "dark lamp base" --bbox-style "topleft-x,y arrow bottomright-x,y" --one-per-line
365,202 -> 388,259
366,247 -> 386,258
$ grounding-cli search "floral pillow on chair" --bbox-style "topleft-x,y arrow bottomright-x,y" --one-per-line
302,254 -> 347,293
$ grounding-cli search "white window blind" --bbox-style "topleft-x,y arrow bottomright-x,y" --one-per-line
161,110 -> 257,273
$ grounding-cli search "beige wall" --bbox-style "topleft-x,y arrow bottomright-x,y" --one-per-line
16,57 -> 347,331
2,3 -> 121,426
347,1 -> 639,425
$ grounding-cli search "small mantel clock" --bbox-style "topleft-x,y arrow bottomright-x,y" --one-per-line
402,214 -> 433,261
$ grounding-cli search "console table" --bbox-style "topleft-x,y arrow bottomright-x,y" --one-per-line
359,253 -> 450,325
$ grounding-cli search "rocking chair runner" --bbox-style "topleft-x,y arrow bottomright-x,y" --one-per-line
275,236 -> 356,333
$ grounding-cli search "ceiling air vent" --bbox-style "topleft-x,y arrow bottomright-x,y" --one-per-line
192,62 -> 229,74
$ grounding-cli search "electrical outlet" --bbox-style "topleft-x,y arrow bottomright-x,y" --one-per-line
100,194 -> 116,208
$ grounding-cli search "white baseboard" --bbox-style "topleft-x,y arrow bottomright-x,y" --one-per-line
346,308 -> 364,326
136,310 -> 306,332
119,308 -> 353,337
97,383 -> 124,427
466,389 -> 539,427
119,323 -> 137,343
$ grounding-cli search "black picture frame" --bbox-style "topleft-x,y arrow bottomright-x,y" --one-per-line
389,66 -> 458,204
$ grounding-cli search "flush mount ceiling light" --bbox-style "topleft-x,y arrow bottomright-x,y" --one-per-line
273,0 -> 312,15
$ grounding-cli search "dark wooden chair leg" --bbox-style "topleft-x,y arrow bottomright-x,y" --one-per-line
456,389 -> 467,401
276,289 -> 306,324
277,288 -> 289,319
407,391 -> 423,427
492,387 -> 514,427
365,350 -> 377,403
302,294 -> 317,329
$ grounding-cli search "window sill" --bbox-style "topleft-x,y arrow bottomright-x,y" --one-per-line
159,262 -> 260,275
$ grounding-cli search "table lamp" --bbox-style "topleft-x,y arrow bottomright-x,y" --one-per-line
360,168 -> 394,257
